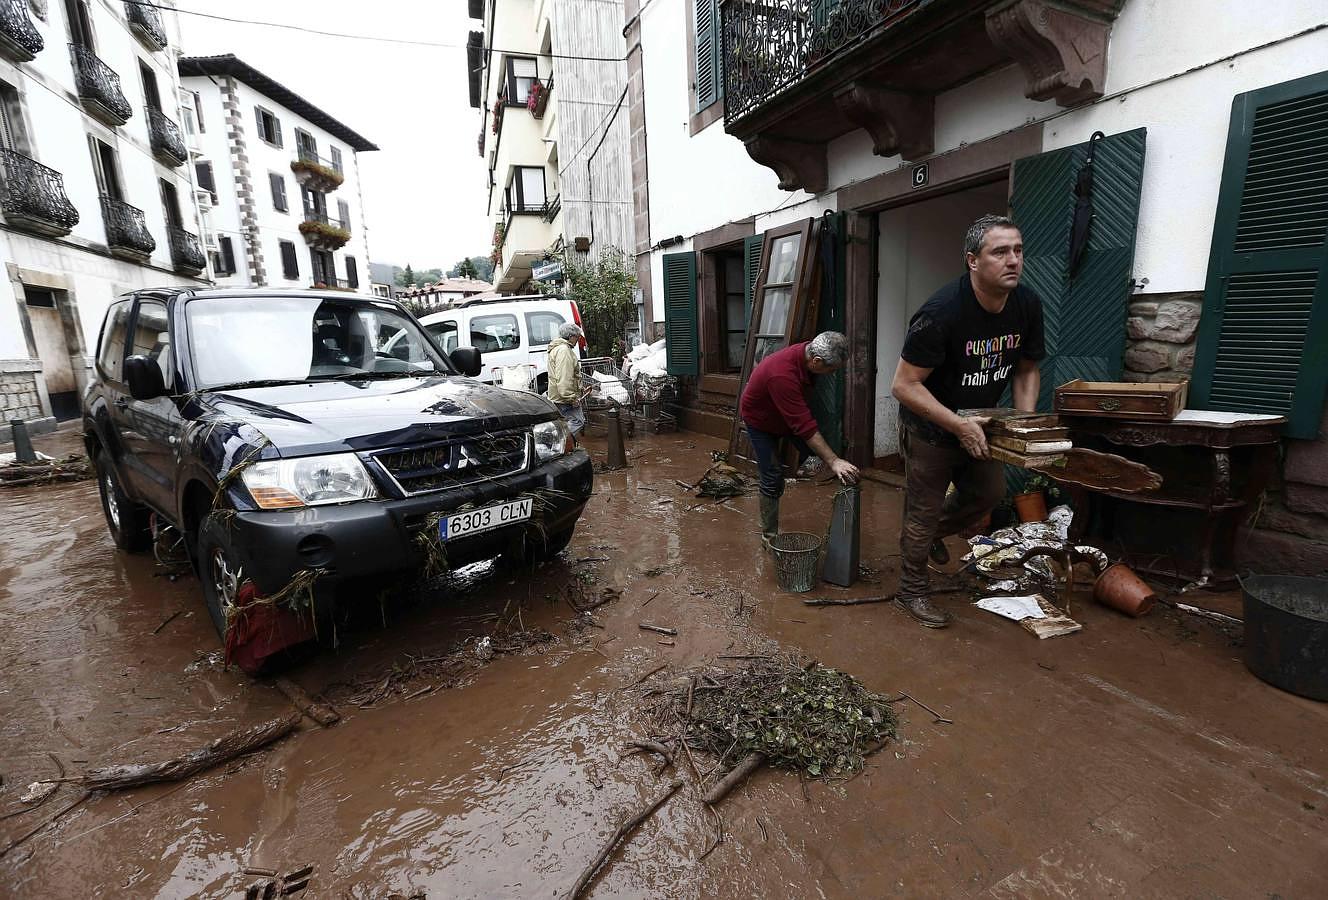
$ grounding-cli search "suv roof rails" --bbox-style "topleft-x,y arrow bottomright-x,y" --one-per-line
458,293 -> 554,307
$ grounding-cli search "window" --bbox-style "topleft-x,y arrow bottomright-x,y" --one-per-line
302,187 -> 326,218
24,288 -> 56,308
89,137 -> 122,200
130,299 -> 173,389
279,240 -> 299,280
525,310 -> 565,345
311,249 -> 335,285
295,128 -> 316,160
215,236 -> 236,275
505,57 -> 539,105
329,145 -> 342,173
507,166 -> 546,212
182,90 -> 204,134
159,178 -> 182,228
0,80 -> 31,154
139,60 -> 161,111
720,252 -> 747,370
427,320 -> 460,354
195,161 -> 216,204
64,0 -> 94,49
270,172 -> 288,212
470,313 -> 521,352
345,256 -> 359,289
337,198 -> 349,228
255,106 -> 283,147
97,300 -> 132,381
692,0 -> 722,114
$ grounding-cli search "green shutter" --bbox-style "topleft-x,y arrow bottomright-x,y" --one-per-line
1010,128 -> 1148,411
663,251 -> 699,375
1191,72 -> 1328,438
742,233 -> 762,328
694,0 -> 721,112
809,214 -> 846,454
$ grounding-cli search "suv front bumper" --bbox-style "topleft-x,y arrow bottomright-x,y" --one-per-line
230,450 -> 593,595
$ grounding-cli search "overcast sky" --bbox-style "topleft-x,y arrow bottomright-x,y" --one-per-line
177,0 -> 489,272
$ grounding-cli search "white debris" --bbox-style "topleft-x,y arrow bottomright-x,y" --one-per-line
975,595 -> 1048,621
21,781 -> 57,804
474,636 -> 494,661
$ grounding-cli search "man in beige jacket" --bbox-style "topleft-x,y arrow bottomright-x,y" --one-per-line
546,322 -> 585,436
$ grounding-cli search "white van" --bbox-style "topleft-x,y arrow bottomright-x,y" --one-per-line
416,295 -> 585,393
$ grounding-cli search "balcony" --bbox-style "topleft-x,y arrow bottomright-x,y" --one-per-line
0,148 -> 80,237
147,108 -> 188,167
310,277 -> 355,291
124,0 -> 167,51
290,148 -> 344,193
168,226 -> 206,275
719,0 -> 1126,192
495,209 -> 557,292
299,211 -> 351,251
528,75 -> 553,119
542,193 -> 561,224
100,196 -> 155,262
0,0 -> 43,62
70,44 -> 133,127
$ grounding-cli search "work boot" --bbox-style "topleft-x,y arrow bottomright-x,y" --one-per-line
929,539 -> 950,566
758,494 -> 779,547
894,595 -> 953,628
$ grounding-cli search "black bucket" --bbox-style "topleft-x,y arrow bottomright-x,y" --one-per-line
1241,575 -> 1328,702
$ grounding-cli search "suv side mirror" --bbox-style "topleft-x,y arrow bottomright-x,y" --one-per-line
450,346 -> 482,377
124,355 -> 167,401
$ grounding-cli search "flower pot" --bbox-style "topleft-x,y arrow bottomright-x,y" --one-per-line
1013,490 -> 1047,523
1093,563 -> 1158,617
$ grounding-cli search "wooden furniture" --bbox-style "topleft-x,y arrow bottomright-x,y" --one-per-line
1055,380 -> 1188,420
1062,410 -> 1285,589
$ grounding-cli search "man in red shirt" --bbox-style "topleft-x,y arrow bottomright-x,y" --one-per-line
740,331 -> 860,545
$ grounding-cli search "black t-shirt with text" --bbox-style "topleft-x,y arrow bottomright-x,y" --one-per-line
900,273 -> 1046,442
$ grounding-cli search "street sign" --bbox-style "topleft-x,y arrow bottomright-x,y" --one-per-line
911,163 -> 929,189
531,260 -> 563,281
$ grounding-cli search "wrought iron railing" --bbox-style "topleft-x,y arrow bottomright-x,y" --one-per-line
303,210 -> 350,234
124,0 -> 167,49
0,0 -> 44,60
70,44 -> 133,123
0,148 -> 80,233
542,194 -> 561,223
100,195 -> 156,256
310,277 -> 353,290
147,108 -> 187,165
297,146 -> 342,173
168,226 -> 206,272
720,0 -> 922,123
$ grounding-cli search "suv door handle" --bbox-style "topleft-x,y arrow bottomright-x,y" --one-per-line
114,397 -> 130,410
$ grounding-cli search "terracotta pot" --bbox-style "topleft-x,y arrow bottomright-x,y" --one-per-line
1093,563 -> 1158,617
1013,490 -> 1047,523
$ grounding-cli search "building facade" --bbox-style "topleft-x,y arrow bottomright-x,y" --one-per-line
629,0 -> 1328,573
468,0 -> 633,294
1,0 -> 209,436
179,55 -> 376,295
399,277 -> 495,312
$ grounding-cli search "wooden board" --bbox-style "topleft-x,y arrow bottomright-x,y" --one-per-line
1047,447 -> 1163,493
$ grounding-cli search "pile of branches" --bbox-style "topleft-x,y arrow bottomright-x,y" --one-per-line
695,462 -> 748,499
657,655 -> 897,783
0,454 -> 93,489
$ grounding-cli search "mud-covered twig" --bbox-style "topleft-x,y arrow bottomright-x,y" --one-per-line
623,740 -> 674,775
151,610 -> 183,635
641,591 -> 660,608
273,678 -> 340,727
0,792 -> 90,858
639,623 -> 676,636
702,752 -> 766,805
803,595 -> 892,607
79,714 -> 300,792
569,779 -> 683,899
888,692 -> 953,725
632,663 -> 668,686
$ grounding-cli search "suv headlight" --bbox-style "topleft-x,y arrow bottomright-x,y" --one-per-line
240,453 -> 378,509
532,419 -> 573,463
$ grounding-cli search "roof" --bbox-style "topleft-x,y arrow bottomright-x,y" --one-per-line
178,55 -> 378,151
401,278 -> 494,296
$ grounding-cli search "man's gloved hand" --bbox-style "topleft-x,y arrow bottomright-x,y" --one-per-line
830,458 -> 860,484
955,416 -> 992,460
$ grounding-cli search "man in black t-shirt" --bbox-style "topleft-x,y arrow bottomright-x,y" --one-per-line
889,214 -> 1045,628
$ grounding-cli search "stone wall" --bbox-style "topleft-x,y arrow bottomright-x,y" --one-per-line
1239,403 -> 1328,577
0,358 -> 56,443
1123,291 -> 1200,383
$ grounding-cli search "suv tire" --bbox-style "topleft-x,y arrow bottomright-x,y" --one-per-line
95,450 -> 152,553
197,513 -> 243,639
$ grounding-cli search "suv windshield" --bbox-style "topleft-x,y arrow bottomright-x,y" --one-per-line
186,296 -> 450,389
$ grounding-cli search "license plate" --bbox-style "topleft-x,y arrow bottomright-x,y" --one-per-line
440,498 -> 533,541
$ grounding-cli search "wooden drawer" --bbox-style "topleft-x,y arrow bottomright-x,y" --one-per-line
1054,379 -> 1188,420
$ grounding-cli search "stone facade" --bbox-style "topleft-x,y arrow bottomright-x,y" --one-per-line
1239,403 -> 1328,577
0,359 -> 56,443
1122,291 -> 1201,384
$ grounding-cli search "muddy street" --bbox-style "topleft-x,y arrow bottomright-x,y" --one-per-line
2,426 -> 1327,898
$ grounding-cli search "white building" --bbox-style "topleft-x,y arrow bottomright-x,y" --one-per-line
468,0 -> 633,294
179,54 -> 376,294
399,277 -> 495,312
1,0 -> 208,435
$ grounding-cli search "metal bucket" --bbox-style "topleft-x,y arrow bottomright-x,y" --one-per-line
1241,575 -> 1328,702
769,532 -> 822,593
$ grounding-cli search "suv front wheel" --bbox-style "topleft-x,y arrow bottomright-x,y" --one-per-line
95,450 -> 152,552
197,514 -> 243,639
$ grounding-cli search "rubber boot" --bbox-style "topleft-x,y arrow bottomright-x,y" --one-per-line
759,494 -> 779,548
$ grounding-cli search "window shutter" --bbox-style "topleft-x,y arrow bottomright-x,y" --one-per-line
346,256 -> 359,289
273,116 -> 283,147
330,146 -> 342,172
663,251 -> 699,375
742,233 -> 763,328
280,240 -> 299,280
1009,128 -> 1147,411
337,198 -> 349,228
254,107 -> 266,142
693,0 -> 721,113
218,236 -> 236,274
1191,72 -> 1328,438
268,172 -> 284,211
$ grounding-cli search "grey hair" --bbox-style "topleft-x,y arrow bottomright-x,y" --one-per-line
964,214 -> 1020,259
558,322 -> 584,340
806,331 -> 848,368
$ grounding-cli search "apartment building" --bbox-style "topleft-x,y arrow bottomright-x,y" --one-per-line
0,0 -> 208,435
179,54 -> 376,293
468,0 -> 632,294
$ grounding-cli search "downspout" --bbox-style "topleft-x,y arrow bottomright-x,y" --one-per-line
584,86 -> 628,254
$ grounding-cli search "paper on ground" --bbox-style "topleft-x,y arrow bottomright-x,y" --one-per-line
975,595 -> 1048,621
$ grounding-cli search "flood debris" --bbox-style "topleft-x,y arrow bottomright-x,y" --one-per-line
567,583 -> 620,613
0,454 -> 93,489
694,462 -> 749,500
803,594 -> 892,607
639,623 -> 677,636
244,862 -> 314,899
272,677 -> 341,727
569,778 -> 683,900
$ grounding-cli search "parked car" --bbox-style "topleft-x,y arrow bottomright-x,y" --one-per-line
412,295 -> 586,393
83,288 -> 593,671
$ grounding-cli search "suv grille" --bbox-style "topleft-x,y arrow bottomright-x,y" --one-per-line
373,430 -> 530,495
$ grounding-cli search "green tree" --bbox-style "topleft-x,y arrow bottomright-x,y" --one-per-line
533,247 -> 637,358
454,258 -> 479,279
398,264 -> 416,287
470,255 -> 494,282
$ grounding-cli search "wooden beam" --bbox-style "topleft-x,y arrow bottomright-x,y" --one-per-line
986,0 -> 1113,107
833,83 -> 934,161
744,136 -> 828,194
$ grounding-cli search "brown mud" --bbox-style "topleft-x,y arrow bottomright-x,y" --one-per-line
1,426 -> 1326,897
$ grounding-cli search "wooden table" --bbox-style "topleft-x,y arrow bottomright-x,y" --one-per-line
1061,410 -> 1285,590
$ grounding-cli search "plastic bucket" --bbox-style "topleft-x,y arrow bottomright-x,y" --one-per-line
769,532 -> 822,593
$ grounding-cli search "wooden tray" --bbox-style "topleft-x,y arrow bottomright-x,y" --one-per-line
1054,379 -> 1188,421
